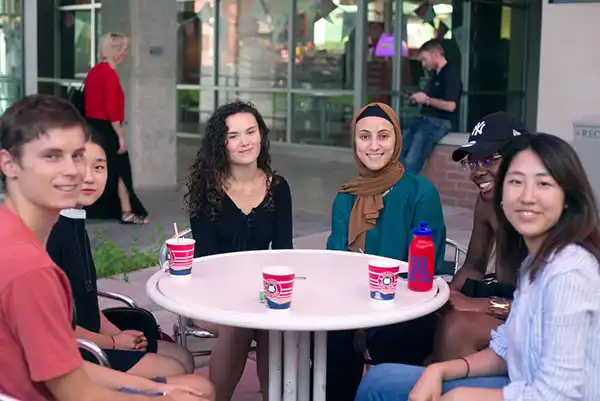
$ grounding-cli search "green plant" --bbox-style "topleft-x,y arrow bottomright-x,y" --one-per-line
93,224 -> 169,280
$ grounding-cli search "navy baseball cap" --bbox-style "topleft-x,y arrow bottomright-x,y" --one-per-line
451,111 -> 530,162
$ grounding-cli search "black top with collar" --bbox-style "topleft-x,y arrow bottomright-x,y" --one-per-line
421,63 -> 462,122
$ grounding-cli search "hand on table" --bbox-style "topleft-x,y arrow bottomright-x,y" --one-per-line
112,330 -> 148,350
408,364 -> 443,401
448,291 -> 488,314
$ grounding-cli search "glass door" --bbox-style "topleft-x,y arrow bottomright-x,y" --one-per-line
0,0 -> 22,115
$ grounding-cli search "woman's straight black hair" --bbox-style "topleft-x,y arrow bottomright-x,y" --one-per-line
493,133 -> 600,281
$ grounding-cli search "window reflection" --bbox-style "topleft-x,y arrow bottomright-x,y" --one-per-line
59,10 -> 92,78
293,1 -> 357,90
0,1 -> 22,114
178,0 -> 214,85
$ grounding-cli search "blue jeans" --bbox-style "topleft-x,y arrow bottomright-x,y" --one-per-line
400,116 -> 452,173
355,364 -> 509,401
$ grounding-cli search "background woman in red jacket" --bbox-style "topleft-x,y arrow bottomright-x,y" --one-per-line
83,32 -> 149,224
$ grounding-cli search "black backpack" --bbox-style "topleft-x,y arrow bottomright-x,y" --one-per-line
67,84 -> 85,117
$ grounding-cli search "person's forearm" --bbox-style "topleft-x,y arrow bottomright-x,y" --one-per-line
450,266 -> 484,290
100,312 -> 122,336
83,385 -> 162,401
434,348 -> 507,381
46,365 -> 160,401
111,121 -> 125,139
83,362 -> 160,392
76,325 -> 115,349
427,97 -> 456,112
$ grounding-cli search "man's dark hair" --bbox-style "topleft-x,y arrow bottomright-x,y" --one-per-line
0,94 -> 90,185
418,39 -> 445,56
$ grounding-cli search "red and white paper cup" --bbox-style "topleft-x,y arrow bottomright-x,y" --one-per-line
262,266 -> 295,310
368,258 -> 400,301
166,238 -> 195,277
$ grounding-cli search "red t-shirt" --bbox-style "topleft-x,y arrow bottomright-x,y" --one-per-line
84,62 -> 125,123
0,206 -> 83,401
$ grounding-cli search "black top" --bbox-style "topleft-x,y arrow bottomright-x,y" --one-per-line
190,175 -> 293,257
47,212 -> 101,333
421,63 -> 462,122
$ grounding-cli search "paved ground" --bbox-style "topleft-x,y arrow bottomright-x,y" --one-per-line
93,154 -> 475,400
88,153 -> 473,250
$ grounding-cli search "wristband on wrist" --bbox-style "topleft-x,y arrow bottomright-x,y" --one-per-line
489,296 -> 510,318
459,356 -> 470,378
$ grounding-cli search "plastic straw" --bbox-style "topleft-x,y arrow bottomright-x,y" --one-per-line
173,222 -> 179,244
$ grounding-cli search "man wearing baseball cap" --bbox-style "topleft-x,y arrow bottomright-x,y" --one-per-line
433,111 -> 530,362
450,110 -> 529,201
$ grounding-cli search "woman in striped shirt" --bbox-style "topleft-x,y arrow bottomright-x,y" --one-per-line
355,133 -> 600,401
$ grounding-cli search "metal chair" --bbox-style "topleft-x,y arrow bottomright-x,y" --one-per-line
0,341 -> 109,400
98,290 -> 139,308
159,229 -> 259,358
74,291 -> 138,367
158,228 -> 219,357
443,238 -> 468,275
77,338 -> 111,367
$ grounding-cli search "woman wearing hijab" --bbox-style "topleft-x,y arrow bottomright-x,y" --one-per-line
325,103 -> 447,400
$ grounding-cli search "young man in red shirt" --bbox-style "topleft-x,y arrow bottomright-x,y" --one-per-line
0,95 -> 206,401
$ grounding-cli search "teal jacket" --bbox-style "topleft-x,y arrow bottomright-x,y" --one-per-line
326,172 -> 447,273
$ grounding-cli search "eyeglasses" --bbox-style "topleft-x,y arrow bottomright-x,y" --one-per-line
460,155 -> 502,171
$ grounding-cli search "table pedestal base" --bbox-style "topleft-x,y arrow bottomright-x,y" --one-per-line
268,330 -> 327,401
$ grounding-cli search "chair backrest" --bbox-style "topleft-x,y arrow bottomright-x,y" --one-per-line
445,238 -> 467,274
66,83 -> 85,117
158,228 -> 193,270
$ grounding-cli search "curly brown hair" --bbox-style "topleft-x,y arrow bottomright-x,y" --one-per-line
184,100 -> 274,219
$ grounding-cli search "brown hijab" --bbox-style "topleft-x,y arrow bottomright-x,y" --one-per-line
340,102 -> 405,252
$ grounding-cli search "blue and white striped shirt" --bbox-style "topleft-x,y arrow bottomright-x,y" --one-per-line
490,244 -> 600,401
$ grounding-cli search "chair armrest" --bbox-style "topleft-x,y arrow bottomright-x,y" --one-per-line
445,238 -> 468,275
445,238 -> 467,256
76,338 -> 111,368
97,290 -> 139,308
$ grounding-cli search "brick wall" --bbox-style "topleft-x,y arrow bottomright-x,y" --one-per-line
423,145 -> 479,211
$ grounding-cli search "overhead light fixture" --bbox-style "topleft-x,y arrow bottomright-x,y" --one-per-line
433,4 -> 453,14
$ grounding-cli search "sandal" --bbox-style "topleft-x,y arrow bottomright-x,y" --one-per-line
120,211 -> 149,225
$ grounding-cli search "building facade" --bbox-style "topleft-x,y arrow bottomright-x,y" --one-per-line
1,0 -> 598,202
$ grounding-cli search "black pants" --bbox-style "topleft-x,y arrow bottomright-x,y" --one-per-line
103,307 -> 159,353
323,313 -> 439,401
80,307 -> 160,372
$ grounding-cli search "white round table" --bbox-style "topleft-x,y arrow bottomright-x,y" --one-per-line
147,249 -> 450,401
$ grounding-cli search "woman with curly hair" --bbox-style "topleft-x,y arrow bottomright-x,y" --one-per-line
184,100 -> 293,401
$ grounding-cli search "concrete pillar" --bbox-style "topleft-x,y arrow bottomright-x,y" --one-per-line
101,0 -> 177,189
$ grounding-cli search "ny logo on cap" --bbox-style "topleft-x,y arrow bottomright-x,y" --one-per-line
513,130 -> 521,137
472,121 -> 486,137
